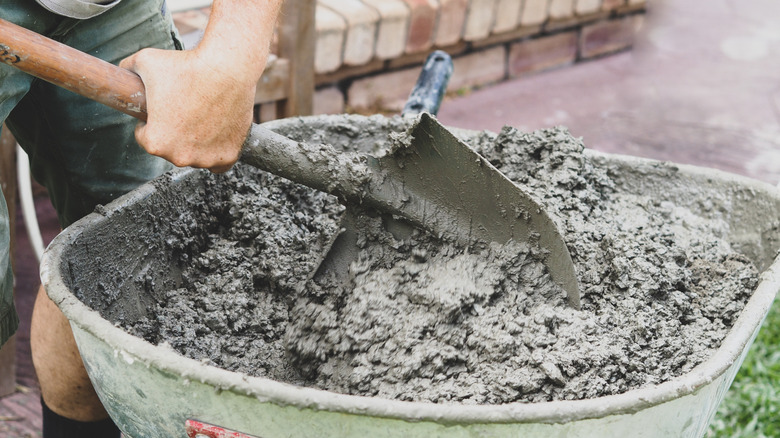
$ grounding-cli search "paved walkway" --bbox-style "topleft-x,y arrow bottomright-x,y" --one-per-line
2,0 -> 778,436
439,0 -> 780,186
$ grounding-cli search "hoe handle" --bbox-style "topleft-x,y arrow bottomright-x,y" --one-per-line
0,18 -> 148,121
402,50 -> 453,117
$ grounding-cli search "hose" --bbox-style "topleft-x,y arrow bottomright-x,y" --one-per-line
17,144 -> 45,263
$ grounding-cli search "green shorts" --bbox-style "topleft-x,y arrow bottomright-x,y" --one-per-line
0,0 -> 179,346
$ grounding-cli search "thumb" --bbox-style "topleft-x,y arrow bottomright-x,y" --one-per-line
118,52 -> 138,72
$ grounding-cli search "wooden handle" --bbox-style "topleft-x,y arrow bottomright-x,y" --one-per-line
0,18 -> 148,121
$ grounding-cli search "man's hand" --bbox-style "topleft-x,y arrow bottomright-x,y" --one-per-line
120,0 -> 282,173
120,48 -> 254,172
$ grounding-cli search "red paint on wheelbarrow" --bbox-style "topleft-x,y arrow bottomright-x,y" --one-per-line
186,419 -> 261,438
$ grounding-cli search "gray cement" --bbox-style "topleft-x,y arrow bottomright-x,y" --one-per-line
122,117 -> 758,404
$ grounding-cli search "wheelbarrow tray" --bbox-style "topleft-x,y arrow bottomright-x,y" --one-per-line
41,115 -> 780,438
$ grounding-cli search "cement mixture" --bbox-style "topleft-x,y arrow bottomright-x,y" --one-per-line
122,116 -> 758,404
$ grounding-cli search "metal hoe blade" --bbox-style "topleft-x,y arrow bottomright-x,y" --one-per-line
385,113 -> 581,308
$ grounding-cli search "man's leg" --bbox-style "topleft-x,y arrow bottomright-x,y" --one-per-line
2,0 -> 178,433
29,291 -> 89,413
32,285 -> 121,427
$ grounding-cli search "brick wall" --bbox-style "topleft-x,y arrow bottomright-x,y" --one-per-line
315,0 -> 646,114
173,0 -> 647,117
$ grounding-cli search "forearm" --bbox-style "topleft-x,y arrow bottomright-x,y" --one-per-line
196,0 -> 284,85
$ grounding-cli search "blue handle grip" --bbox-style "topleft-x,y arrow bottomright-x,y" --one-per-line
402,50 -> 453,117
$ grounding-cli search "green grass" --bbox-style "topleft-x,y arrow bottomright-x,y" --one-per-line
706,295 -> 780,437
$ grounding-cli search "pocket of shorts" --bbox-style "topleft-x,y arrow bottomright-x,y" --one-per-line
159,0 -> 184,51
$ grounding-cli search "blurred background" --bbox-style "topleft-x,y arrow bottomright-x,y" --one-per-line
1,0 -> 778,436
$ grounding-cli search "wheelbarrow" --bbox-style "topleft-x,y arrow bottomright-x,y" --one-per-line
40,112 -> 780,437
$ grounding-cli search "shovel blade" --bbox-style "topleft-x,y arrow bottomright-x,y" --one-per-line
385,113 -> 580,308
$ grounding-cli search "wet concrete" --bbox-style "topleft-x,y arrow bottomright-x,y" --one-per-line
102,115 -> 760,404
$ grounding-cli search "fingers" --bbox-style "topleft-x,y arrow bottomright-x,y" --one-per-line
135,121 -> 241,173
208,161 -> 237,174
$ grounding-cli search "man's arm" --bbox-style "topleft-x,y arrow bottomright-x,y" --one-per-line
120,0 -> 284,173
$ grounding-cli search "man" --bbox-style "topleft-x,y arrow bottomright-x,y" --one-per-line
0,0 -> 283,436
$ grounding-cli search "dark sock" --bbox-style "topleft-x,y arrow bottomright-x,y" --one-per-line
41,397 -> 121,438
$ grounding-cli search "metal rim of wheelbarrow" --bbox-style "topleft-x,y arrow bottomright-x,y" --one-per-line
40,151 -> 780,426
